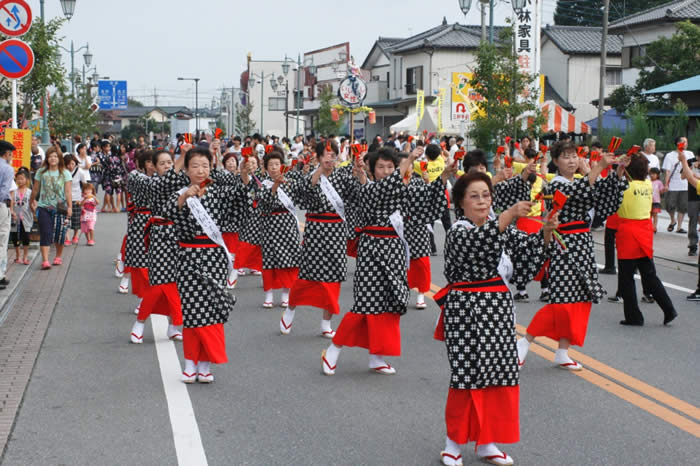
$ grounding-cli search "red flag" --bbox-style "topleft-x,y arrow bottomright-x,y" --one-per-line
626,145 -> 641,156
291,159 -> 298,167
677,141 -> 687,152
214,128 -> 224,139
505,136 -> 511,145
576,146 -> 587,158
241,147 -> 253,157
351,144 -> 362,157
454,150 -> 465,161
496,146 -> 505,155
608,136 -> 622,153
183,133 -> 192,144
420,161 -> 428,172
547,190 -> 568,221
265,145 -> 275,154
504,155 -> 513,168
539,143 -> 549,153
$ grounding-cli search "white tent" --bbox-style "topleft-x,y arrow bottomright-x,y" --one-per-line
391,105 -> 466,135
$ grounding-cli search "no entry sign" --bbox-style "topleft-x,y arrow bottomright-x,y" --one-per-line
0,39 -> 34,79
0,0 -> 32,37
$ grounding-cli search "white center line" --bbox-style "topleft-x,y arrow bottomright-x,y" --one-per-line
596,264 -> 694,293
152,315 -> 208,466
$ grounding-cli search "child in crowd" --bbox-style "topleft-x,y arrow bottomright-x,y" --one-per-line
80,183 -> 99,246
65,154 -> 89,245
650,167 -> 664,233
11,168 -> 32,265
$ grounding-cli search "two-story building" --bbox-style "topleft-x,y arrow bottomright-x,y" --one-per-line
540,25 -> 622,122
609,0 -> 700,87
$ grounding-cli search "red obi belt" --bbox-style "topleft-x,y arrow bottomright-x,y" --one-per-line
144,216 -> 174,252
433,277 -> 508,310
305,212 -> 343,223
556,220 -> 589,235
263,208 -> 289,217
360,226 -> 398,238
179,235 -> 219,248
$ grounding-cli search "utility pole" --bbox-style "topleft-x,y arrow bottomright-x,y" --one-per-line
598,0 -> 610,137
153,87 -> 158,106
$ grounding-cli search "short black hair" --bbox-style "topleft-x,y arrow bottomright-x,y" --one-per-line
524,148 -> 537,159
554,142 -> 576,159
222,152 -> 238,169
463,150 -> 487,171
137,150 -> 154,170
368,147 -> 399,177
425,143 -> 441,160
627,154 -> 649,181
233,136 -> 241,142
184,147 -> 212,168
649,167 -> 660,175
452,172 -> 494,218
591,141 -> 603,150
674,136 -> 686,145
316,140 -> 339,157
0,140 -> 16,156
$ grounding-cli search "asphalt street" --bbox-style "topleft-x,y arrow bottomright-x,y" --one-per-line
1,212 -> 699,465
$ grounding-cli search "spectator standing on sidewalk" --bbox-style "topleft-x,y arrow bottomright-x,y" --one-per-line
683,145 -> 700,256
64,154 -> 88,246
11,168 -> 32,265
641,138 -> 660,170
662,136 -> 690,234
0,141 -> 16,289
677,150 -> 700,301
30,145 -> 72,270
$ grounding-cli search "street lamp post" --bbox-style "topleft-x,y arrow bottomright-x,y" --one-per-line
40,0 -> 79,146
58,41 -> 91,97
178,77 -> 200,135
281,54 -> 316,137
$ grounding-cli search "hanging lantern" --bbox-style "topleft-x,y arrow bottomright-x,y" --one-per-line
368,110 -> 376,125
331,108 -> 339,122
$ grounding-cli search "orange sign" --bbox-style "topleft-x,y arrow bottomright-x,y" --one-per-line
4,128 -> 31,171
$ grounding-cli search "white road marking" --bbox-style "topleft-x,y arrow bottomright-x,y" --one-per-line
596,264 -> 694,294
152,315 -> 208,466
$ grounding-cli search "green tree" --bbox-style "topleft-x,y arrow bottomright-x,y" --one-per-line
235,102 -> 255,137
48,83 -> 98,140
128,98 -> 145,107
315,85 -> 340,137
468,27 -> 545,156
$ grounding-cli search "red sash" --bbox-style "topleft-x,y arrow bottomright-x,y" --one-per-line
305,212 -> 343,223
144,217 -> 174,252
557,220 -> 589,235
179,235 -> 219,249
361,226 -> 398,238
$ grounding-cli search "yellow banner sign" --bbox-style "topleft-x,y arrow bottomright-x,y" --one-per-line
437,88 -> 445,133
4,129 -> 31,172
416,90 -> 425,130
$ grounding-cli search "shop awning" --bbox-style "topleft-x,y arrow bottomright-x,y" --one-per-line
521,100 -> 591,134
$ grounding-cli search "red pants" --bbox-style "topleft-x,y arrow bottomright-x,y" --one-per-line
182,324 -> 228,364
332,313 -> 401,356
526,302 -> 592,347
445,386 -> 519,445
223,232 -> 240,256
130,267 -> 150,298
407,256 -> 431,293
262,267 -> 299,291
234,240 -> 262,271
288,279 -> 341,314
137,282 -> 183,325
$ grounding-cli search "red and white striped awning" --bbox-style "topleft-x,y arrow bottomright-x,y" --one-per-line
521,100 -> 591,134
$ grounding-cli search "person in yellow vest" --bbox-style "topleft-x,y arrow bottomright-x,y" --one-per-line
615,155 -> 677,325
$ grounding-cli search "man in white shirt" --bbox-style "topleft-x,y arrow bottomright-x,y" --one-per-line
290,135 -> 304,158
642,138 -> 660,171
662,136 -> 691,233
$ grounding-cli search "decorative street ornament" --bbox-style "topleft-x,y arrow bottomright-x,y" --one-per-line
337,55 -> 367,107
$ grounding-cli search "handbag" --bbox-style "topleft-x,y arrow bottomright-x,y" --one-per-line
56,199 -> 69,216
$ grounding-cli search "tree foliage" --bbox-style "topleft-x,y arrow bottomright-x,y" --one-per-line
128,98 -> 145,107
48,83 -> 97,140
120,117 -> 170,141
554,0 -> 668,26
315,85 -> 341,137
235,102 -> 255,137
468,27 -> 545,156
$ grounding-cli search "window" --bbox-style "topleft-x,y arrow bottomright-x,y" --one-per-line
605,67 -> 621,86
269,97 -> 286,111
405,66 -> 423,95
621,45 -> 647,68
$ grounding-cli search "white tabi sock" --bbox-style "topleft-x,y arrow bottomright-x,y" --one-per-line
444,436 -> 462,458
320,318 -> 332,334
227,268 -> 238,286
416,293 -> 426,305
476,443 -> 503,458
368,354 -> 388,369
325,344 -> 341,366
282,307 -> 295,326
517,338 -> 530,364
264,290 -> 274,304
281,288 -> 290,303
131,321 -> 144,336
197,361 -> 211,375
554,348 -> 572,365
120,275 -> 130,288
183,359 -> 196,375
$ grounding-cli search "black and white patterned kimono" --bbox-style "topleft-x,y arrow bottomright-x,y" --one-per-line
404,175 -> 448,260
351,170 -> 413,316
124,171 -> 151,270
163,181 -> 248,328
258,172 -> 303,270
542,173 -> 627,304
237,176 -> 262,246
442,218 -> 547,389
146,169 -> 189,285
297,164 -> 361,282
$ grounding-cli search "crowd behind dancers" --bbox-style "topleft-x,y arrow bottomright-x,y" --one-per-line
6,126 -> 692,465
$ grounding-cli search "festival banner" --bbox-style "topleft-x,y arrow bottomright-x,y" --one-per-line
437,88 -> 445,134
416,89 -> 425,131
513,0 -> 543,101
4,128 -> 31,171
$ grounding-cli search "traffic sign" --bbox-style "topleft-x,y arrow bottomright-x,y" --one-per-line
0,0 -> 32,37
98,80 -> 128,110
0,39 -> 34,79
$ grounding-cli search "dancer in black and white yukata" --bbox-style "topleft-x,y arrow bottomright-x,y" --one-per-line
234,155 -> 263,277
280,141 -> 361,338
518,142 -> 628,370
245,150 -> 302,308
124,151 -> 155,318
129,149 -> 188,344
163,147 -> 249,383
321,147 -> 456,375
434,171 -> 556,466
221,153 -> 241,289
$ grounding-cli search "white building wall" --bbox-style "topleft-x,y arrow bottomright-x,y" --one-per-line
247,60 -> 296,137
541,40 -> 569,102
567,55 -> 621,122
618,23 -> 676,87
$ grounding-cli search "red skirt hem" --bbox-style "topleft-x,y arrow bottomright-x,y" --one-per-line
138,282 -> 183,325
407,256 -> 431,293
526,302 -> 592,346
288,279 -> 341,314
445,386 -> 519,445
223,232 -> 240,256
130,267 -> 150,298
234,240 -> 262,271
183,324 -> 228,364
332,313 -> 401,356
262,267 -> 299,291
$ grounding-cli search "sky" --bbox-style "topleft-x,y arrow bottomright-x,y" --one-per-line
34,0 -> 557,108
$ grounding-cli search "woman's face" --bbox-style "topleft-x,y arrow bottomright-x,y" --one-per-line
47,152 -> 59,167
319,150 -> 337,171
186,155 -> 211,186
248,157 -> 259,171
555,150 -> 578,177
224,157 -> 238,173
373,158 -> 396,181
66,160 -> 76,171
266,158 -> 281,177
461,180 -> 492,226
15,173 -> 26,187
155,153 -> 173,176
144,160 -> 156,176
79,146 -> 87,156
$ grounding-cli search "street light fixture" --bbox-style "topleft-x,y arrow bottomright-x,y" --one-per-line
281,62 -> 291,75
83,44 -> 92,67
178,77 -> 201,135
60,0 -> 77,20
458,0 -> 472,14
58,40 -> 90,97
512,0 -> 526,10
